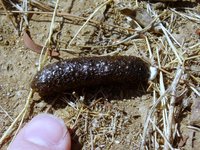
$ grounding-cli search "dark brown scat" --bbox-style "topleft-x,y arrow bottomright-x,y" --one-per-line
31,56 -> 150,97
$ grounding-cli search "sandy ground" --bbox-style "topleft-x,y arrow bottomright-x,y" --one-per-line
0,0 -> 200,149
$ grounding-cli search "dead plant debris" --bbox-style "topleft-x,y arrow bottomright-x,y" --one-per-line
0,0 -> 199,149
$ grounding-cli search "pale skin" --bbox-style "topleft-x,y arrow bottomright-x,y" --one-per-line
8,114 -> 71,150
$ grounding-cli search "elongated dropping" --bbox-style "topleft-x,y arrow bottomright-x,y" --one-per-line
31,56 -> 155,96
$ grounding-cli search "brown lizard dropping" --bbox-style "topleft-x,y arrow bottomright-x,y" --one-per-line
31,56 -> 151,96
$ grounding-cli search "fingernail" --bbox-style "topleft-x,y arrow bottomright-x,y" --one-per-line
24,114 -> 66,147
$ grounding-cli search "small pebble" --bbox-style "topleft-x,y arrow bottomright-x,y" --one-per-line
0,35 -> 3,41
4,40 -> 9,45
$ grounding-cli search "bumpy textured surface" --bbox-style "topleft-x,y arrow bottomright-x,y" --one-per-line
31,56 -> 150,96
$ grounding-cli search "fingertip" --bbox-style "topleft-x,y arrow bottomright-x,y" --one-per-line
8,113 -> 71,150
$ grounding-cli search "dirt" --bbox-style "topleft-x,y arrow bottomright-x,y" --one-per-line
0,0 -> 200,150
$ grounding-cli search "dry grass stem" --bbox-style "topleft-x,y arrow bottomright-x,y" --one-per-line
0,105 -> 13,121
38,0 -> 60,70
67,0 -> 113,48
0,0 -> 199,149
0,0 -> 60,146
149,119 -> 174,150
165,67 -> 183,150
0,10 -> 136,32
187,125 -> 200,132
0,0 -> 17,30
171,9 -> 200,23
0,89 -> 33,145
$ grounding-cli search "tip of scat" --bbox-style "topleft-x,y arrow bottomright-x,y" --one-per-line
149,66 -> 157,81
